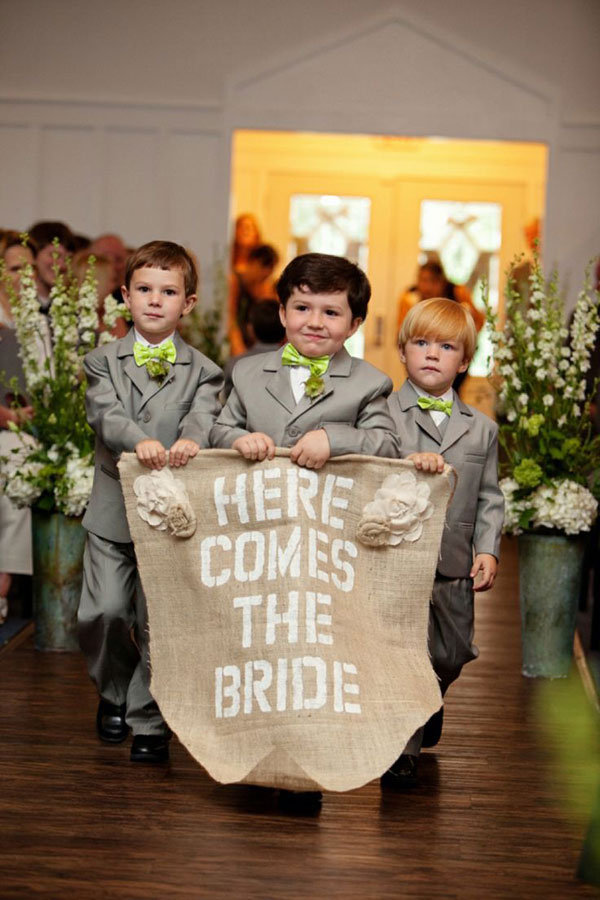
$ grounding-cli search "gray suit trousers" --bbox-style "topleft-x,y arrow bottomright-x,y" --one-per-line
404,574 -> 478,755
78,532 -> 167,736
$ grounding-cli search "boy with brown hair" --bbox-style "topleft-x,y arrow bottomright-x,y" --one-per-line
79,240 -> 223,763
385,297 -> 504,788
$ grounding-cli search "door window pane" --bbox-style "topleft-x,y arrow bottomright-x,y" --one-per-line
419,200 -> 502,376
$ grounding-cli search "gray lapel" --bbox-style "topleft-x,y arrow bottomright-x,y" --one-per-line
440,394 -> 472,452
265,351 -> 296,414
119,333 -> 147,398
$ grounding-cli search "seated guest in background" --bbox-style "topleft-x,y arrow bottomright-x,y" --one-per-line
397,260 -> 485,394
28,220 -> 76,311
222,298 -> 286,399
0,231 -> 36,326
0,233 -> 36,624
228,243 -> 279,355
89,233 -> 129,301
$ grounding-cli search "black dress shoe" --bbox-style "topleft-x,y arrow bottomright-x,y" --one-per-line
422,707 -> 444,748
96,698 -> 129,744
380,754 -> 419,790
130,733 -> 171,763
278,789 -> 323,814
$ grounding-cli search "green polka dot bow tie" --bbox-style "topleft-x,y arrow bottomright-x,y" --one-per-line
133,339 -> 176,380
417,396 -> 453,416
281,342 -> 330,399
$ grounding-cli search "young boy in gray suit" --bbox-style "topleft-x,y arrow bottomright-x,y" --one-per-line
210,252 -> 399,466
79,241 -> 223,763
384,297 -> 504,789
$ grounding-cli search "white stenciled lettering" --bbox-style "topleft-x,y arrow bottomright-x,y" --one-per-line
253,468 -> 282,522
233,531 -> 265,583
267,526 -> 301,581
292,656 -> 327,710
200,535 -> 232,587
331,539 -> 357,593
305,592 -> 332,645
244,659 -> 272,713
308,528 -> 329,583
233,595 -> 263,648
214,474 -> 249,526
266,591 -> 299,645
214,665 -> 241,718
333,661 -> 361,714
321,475 -> 353,530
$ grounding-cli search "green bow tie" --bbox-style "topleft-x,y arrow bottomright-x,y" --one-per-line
281,343 -> 330,399
281,342 -> 330,376
417,396 -> 453,416
133,339 -> 176,379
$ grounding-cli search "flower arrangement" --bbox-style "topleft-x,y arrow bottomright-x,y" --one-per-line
0,239 -> 129,517
484,251 -> 600,535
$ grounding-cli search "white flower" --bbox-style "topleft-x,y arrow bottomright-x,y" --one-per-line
531,480 -> 597,535
507,409 -> 517,422
133,468 -> 196,537
358,470 -> 434,546
542,395 -> 554,407
518,393 -> 529,406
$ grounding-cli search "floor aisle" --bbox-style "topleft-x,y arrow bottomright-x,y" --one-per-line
0,538 -> 596,899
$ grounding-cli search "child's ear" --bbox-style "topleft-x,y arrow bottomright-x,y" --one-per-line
279,304 -> 287,330
398,343 -> 406,364
348,317 -> 362,338
122,285 -> 131,309
457,355 -> 470,374
181,294 -> 197,317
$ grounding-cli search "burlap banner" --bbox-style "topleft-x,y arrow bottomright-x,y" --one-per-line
119,450 -> 453,792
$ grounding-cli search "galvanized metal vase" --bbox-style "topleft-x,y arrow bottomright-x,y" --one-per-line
32,509 -> 86,651
518,532 -> 585,678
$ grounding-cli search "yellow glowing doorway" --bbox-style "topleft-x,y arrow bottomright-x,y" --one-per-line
230,130 -> 547,413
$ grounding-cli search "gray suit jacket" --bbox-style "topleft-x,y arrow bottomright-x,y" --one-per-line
387,381 -> 504,577
82,330 -> 223,543
210,346 -> 399,458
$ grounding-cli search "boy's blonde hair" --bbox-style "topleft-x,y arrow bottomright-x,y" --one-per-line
399,297 -> 477,361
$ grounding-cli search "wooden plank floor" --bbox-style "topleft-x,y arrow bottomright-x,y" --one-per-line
1,538 -> 596,899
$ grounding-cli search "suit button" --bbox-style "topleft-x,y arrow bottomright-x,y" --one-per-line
143,410 -> 151,423
288,426 -> 300,437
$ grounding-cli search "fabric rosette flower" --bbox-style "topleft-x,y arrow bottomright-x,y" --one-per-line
357,470 -> 434,547
133,468 -> 197,538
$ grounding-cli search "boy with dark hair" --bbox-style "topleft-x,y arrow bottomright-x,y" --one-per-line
211,251 -> 398,468
79,240 -> 223,763
384,296 -> 504,788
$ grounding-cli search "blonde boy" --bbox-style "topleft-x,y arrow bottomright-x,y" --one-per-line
79,241 -> 223,764
385,297 -> 504,788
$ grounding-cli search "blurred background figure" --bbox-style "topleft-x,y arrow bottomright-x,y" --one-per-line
28,220 -> 76,311
0,231 -> 35,624
222,297 -> 286,399
0,231 -> 36,327
231,212 -> 262,274
228,243 -> 279,355
89,233 -> 129,299
397,259 -> 485,394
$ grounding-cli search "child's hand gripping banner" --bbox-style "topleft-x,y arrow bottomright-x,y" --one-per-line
119,450 -> 454,792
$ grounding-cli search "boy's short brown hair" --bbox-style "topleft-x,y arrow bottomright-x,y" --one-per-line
400,297 -> 478,361
125,240 -> 198,296
277,252 -> 371,320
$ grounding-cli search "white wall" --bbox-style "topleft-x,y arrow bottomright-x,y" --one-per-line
1,0 -> 599,298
